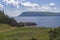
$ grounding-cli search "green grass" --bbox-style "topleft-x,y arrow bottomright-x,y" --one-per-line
0,24 -> 50,40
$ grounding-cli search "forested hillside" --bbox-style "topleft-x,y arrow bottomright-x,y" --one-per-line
18,12 -> 60,17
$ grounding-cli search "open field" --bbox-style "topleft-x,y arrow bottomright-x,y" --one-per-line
0,24 -> 50,40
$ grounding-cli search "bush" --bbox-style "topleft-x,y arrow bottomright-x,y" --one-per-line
48,27 -> 60,40
31,38 -> 36,40
16,22 -> 24,27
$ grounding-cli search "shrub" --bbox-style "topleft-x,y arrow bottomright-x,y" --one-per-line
31,38 -> 36,40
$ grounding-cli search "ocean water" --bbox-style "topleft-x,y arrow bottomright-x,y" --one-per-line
14,16 -> 60,27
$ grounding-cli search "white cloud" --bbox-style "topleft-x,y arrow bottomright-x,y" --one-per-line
3,0 -> 20,8
38,6 -> 56,12
2,0 -> 56,12
49,3 -> 56,6
0,3 -> 4,8
21,1 -> 40,8
21,1 -> 56,12
39,6 -> 52,11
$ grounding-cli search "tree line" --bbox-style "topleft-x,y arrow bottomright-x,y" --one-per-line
0,10 -> 37,27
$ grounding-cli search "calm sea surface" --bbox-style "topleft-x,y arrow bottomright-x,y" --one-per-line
14,16 -> 60,27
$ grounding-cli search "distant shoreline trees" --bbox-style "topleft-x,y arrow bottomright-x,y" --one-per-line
17,22 -> 37,27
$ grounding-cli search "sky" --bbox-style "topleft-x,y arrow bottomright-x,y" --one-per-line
0,0 -> 60,17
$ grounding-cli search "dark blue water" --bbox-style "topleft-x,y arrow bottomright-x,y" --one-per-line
14,16 -> 60,27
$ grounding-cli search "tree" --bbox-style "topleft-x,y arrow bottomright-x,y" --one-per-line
0,10 -> 17,26
31,38 -> 36,40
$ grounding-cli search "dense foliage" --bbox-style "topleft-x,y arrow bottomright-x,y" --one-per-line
0,10 -> 37,27
49,27 -> 60,40
22,22 -> 37,26
0,10 -> 18,26
16,22 -> 37,27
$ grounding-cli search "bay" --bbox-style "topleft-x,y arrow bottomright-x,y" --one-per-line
14,16 -> 60,27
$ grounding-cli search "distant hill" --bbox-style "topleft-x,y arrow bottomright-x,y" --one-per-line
18,12 -> 60,17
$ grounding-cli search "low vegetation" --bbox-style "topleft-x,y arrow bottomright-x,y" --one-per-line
0,24 -> 50,40
49,27 -> 60,40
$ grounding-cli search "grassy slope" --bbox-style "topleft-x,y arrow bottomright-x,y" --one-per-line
0,24 -> 50,40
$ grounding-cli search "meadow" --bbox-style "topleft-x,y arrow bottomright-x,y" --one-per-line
0,24 -> 50,40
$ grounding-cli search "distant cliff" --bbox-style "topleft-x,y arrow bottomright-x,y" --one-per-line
18,12 -> 60,16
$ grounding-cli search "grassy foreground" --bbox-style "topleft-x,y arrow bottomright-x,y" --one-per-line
0,24 -> 50,40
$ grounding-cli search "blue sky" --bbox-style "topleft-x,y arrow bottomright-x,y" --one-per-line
0,0 -> 60,17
